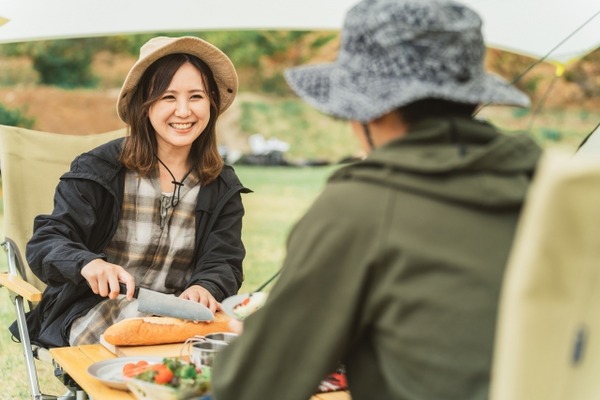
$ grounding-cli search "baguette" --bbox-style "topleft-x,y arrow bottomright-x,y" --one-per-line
103,311 -> 233,346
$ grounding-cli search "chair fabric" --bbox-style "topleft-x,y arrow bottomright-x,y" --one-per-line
0,124 -> 126,399
490,148 -> 600,400
0,125 -> 126,290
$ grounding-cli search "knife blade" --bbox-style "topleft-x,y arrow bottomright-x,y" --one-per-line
119,283 -> 214,322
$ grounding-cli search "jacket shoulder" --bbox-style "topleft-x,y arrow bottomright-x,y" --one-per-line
85,137 -> 125,161
65,137 -> 124,180
217,165 -> 252,193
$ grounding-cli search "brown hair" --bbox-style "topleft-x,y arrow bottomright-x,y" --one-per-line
120,53 -> 224,185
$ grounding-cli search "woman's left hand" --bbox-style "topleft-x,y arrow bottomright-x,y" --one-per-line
180,284 -> 220,315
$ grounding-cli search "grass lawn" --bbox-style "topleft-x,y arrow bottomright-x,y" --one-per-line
0,164 -> 337,399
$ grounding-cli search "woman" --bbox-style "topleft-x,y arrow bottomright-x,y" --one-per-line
19,36 -> 250,347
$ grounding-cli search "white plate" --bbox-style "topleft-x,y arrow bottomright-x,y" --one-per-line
87,356 -> 164,390
221,292 -> 268,321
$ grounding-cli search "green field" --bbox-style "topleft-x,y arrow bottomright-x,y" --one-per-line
0,164 -> 336,399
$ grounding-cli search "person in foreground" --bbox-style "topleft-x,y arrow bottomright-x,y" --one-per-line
212,0 -> 541,399
12,36 -> 250,347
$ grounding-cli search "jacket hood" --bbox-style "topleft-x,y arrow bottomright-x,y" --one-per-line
331,117 -> 541,209
61,137 -> 125,197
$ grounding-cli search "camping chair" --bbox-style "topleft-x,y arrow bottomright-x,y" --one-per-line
489,148 -> 600,400
0,124 -> 126,400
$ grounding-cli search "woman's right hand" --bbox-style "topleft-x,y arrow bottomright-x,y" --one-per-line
81,259 -> 136,300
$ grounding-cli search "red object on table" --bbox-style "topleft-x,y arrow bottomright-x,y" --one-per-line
317,366 -> 348,393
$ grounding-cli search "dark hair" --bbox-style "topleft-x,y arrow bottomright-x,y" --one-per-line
120,53 -> 224,186
397,99 -> 477,126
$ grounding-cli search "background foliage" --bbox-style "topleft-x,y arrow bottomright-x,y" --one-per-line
0,31 -> 337,94
0,103 -> 34,128
0,31 -> 599,158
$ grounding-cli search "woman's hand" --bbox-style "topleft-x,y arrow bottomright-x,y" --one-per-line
81,258 -> 136,300
180,284 -> 220,315
228,319 -> 244,334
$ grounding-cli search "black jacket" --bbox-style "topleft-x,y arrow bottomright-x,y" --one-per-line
11,138 -> 251,347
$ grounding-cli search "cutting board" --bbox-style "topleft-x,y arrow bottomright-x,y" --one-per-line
100,335 -> 190,359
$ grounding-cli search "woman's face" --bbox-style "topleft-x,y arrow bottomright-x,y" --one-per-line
148,62 -> 211,155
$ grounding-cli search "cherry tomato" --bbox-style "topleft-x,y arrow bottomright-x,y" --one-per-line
122,363 -> 136,377
153,365 -> 174,384
123,360 -> 152,378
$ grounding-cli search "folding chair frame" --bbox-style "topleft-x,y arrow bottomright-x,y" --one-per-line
1,239 -> 86,399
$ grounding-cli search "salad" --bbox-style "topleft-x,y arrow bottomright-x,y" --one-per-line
123,357 -> 211,398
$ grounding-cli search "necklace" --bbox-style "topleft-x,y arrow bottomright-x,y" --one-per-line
156,156 -> 193,208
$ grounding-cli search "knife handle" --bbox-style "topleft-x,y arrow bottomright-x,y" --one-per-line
118,283 -> 140,298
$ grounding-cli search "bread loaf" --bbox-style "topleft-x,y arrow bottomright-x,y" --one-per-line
103,311 -> 233,346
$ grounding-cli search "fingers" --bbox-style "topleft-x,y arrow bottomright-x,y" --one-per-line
206,296 -> 219,315
180,285 -> 219,314
117,271 -> 136,300
80,259 -> 135,299
106,273 -> 122,300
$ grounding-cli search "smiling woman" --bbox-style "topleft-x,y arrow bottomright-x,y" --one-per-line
11,36 -> 251,352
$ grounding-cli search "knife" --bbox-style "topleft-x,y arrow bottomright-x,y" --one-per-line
119,283 -> 214,322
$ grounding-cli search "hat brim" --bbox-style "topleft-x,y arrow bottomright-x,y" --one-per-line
285,62 -> 530,122
117,36 -> 238,122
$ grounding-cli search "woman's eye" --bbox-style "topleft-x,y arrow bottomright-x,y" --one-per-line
191,94 -> 203,100
161,95 -> 176,101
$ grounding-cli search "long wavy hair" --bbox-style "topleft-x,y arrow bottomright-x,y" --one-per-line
120,53 -> 224,185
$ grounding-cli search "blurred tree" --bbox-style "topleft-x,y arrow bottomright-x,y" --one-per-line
101,31 -> 337,94
564,49 -> 600,98
0,31 -> 339,92
28,38 -> 100,88
0,103 -> 34,128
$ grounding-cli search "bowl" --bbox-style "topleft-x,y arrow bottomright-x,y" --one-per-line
221,292 -> 269,320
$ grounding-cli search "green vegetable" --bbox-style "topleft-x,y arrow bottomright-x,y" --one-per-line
131,357 -> 211,396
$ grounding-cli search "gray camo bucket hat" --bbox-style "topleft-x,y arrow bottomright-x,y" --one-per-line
284,0 -> 530,122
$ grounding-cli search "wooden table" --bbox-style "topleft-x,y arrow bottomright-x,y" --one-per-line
50,344 -> 350,400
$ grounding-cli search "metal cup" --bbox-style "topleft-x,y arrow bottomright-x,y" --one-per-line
203,332 -> 238,345
190,341 -> 228,367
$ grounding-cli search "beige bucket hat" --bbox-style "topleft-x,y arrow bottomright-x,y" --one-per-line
117,36 -> 238,122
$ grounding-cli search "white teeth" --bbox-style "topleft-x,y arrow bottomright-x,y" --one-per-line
171,123 -> 193,129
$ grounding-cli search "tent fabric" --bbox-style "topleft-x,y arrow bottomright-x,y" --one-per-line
1,0 -> 599,63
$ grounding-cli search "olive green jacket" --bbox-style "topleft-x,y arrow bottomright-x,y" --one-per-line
213,117 -> 542,400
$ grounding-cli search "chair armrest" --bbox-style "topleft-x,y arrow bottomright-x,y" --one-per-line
0,272 -> 42,302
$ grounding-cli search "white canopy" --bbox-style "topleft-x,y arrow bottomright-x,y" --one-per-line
1,0 -> 599,63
